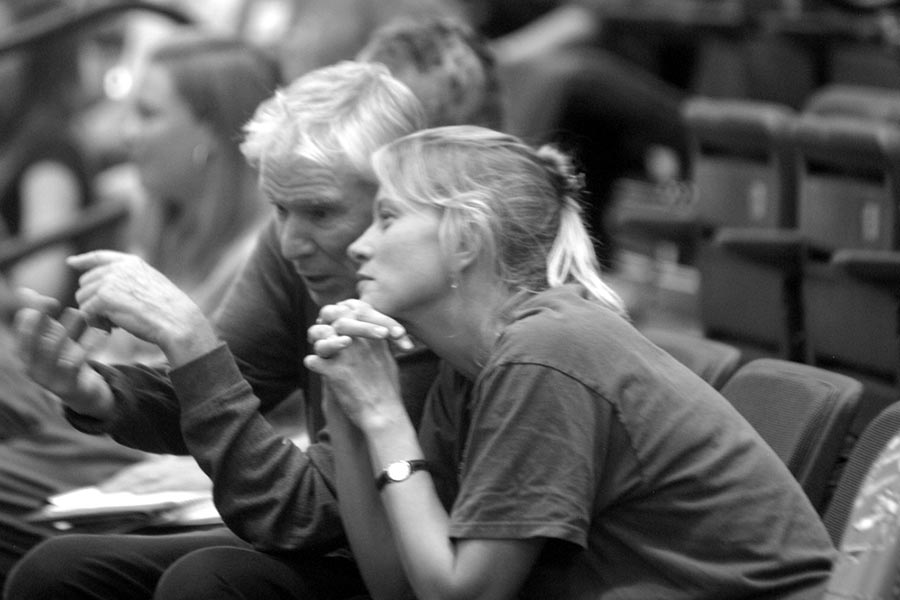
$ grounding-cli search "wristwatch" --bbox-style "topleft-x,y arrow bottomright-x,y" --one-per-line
376,459 -> 430,490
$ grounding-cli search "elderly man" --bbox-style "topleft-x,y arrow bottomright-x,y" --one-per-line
6,60 -> 431,600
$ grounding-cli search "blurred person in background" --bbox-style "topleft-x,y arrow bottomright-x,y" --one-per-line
94,27 -> 282,363
265,0 -> 469,81
0,28 -> 282,584
0,0 -> 96,305
468,0 -> 694,268
79,27 -> 285,493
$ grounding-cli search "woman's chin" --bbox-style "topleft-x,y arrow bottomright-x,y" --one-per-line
359,293 -> 394,316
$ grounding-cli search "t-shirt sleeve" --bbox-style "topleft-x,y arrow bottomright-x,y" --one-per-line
448,362 -> 613,548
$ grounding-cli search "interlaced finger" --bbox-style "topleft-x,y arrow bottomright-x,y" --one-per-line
313,335 -> 353,358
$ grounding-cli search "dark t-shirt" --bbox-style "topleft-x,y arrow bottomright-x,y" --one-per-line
419,285 -> 835,599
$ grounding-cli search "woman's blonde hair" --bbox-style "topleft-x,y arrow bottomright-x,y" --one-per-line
371,125 -> 626,315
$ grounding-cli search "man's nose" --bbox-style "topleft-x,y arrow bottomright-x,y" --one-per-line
279,218 -> 317,260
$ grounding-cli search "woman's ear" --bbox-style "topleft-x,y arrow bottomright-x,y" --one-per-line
451,229 -> 482,272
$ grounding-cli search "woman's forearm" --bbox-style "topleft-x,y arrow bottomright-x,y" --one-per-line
327,397 -> 417,600
362,419 -> 538,600
362,419 -> 460,600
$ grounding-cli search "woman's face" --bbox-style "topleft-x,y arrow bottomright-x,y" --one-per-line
125,62 -> 211,202
349,189 -> 449,319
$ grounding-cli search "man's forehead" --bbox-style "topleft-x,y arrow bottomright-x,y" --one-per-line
260,155 -> 345,204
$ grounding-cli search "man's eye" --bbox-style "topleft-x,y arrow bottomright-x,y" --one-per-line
273,204 -> 287,219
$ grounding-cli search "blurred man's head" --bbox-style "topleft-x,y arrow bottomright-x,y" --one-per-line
241,61 -> 426,306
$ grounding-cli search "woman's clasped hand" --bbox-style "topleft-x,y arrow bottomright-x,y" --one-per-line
306,299 -> 413,427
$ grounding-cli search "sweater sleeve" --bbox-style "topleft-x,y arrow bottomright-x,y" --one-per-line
173,342 -> 347,553
65,219 -> 307,453
172,339 -> 439,552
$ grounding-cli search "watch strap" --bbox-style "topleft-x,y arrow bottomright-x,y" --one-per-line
376,459 -> 431,491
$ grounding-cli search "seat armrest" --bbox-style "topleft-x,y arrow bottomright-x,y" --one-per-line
832,249 -> 900,287
612,202 -> 704,243
714,227 -> 806,268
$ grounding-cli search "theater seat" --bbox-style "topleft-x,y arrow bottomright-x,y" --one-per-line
642,327 -> 741,389
804,84 -> 900,124
823,401 -> 900,546
720,358 -> 862,513
823,421 -> 900,600
677,97 -> 804,362
790,114 -> 900,438
614,97 -> 797,251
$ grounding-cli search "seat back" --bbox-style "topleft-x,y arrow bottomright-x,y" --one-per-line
681,97 -> 804,360
824,401 -> 900,545
792,115 -> 900,422
804,84 -> 900,125
642,327 -> 741,389
792,114 -> 900,253
720,358 -> 862,512
823,424 -> 900,599
684,97 -> 797,230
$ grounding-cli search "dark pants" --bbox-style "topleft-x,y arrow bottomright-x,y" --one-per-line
3,527 -> 368,600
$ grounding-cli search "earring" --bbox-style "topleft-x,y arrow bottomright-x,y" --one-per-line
192,143 -> 209,169
449,275 -> 459,290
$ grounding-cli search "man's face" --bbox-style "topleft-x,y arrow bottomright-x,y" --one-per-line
261,159 -> 376,306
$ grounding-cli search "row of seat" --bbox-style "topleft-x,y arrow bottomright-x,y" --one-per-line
645,328 -> 858,520
616,84 -> 900,441
646,328 -> 900,598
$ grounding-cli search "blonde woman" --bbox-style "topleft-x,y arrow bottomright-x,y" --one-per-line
308,126 -> 836,600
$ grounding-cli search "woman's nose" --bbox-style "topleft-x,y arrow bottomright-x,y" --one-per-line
347,227 -> 374,263
279,220 -> 317,260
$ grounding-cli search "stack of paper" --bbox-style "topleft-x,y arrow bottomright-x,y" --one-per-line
26,486 -> 222,531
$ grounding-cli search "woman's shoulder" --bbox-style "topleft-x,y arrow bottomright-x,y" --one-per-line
504,285 -> 626,338
491,286 -> 628,368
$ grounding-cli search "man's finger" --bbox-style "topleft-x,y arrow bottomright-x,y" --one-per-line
59,308 -> 89,341
66,250 -> 128,271
16,287 -> 61,317
13,308 -> 43,363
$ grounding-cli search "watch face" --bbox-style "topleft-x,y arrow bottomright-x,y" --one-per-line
386,461 -> 413,482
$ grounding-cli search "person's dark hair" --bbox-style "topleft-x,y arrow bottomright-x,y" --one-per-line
151,31 -> 282,148
4,0 -> 81,114
357,17 -> 503,129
